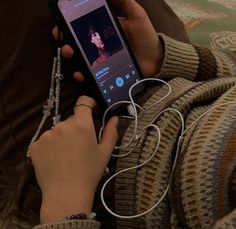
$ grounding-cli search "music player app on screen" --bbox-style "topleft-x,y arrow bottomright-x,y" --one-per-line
59,0 -> 142,106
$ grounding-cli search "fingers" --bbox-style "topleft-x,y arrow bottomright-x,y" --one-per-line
52,27 -> 85,82
52,26 -> 74,58
52,26 -> 63,41
73,71 -> 85,82
100,116 -> 119,156
62,44 -> 74,59
110,0 -> 145,18
74,96 -> 96,122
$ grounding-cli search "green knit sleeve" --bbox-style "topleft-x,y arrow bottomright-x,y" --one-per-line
157,34 -> 234,81
32,220 -> 100,229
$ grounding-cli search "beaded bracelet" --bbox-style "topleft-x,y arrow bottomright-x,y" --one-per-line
64,212 -> 96,221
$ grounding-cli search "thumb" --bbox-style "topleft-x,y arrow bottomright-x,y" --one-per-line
99,116 -> 119,156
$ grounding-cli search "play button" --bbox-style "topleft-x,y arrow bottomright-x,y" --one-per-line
116,77 -> 124,87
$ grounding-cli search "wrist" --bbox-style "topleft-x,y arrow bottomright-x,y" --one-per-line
40,188 -> 94,224
142,35 -> 164,77
151,37 -> 164,76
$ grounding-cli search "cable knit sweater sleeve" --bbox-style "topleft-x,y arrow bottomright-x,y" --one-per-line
157,33 -> 234,80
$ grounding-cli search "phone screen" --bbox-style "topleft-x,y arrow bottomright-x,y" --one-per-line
58,0 -> 143,107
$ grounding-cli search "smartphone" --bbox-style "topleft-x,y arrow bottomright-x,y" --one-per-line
49,0 -> 144,112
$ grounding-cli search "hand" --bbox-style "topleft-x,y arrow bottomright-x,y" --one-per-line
30,96 -> 119,223
111,0 -> 163,77
53,0 -> 163,80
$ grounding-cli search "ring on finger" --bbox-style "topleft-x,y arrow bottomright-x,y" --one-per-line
74,103 -> 93,111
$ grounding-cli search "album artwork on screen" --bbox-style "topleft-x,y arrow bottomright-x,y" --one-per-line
71,6 -> 124,68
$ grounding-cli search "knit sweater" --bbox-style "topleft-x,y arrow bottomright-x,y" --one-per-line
33,34 -> 236,229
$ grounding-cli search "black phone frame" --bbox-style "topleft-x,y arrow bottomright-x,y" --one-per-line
48,0 -> 144,113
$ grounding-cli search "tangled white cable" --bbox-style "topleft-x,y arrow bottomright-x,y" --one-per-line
99,78 -> 172,157
100,78 -> 185,219
99,78 -> 236,219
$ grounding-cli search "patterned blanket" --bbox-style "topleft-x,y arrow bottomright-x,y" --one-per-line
166,0 -> 236,50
